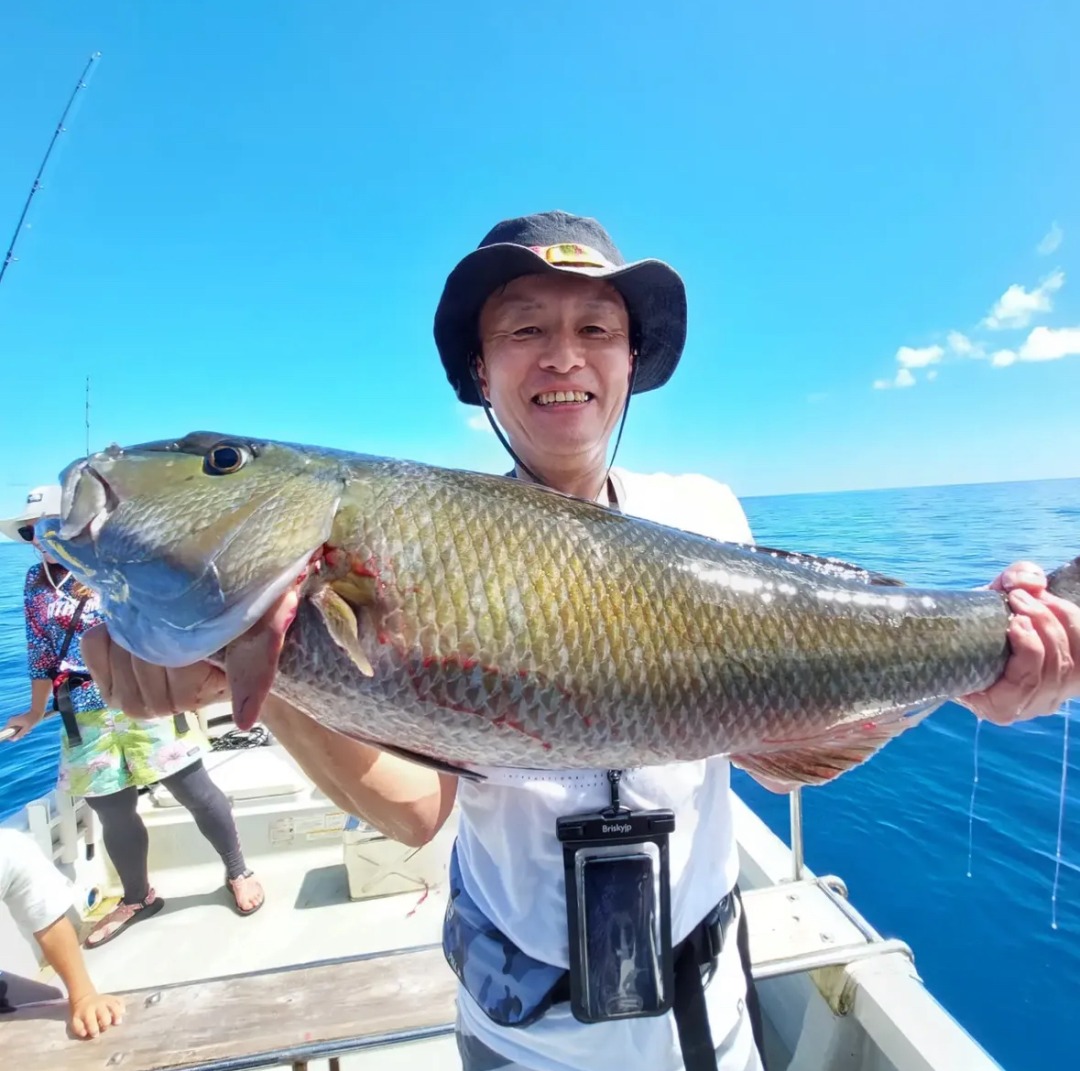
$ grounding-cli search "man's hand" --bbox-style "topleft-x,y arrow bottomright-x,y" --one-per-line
960,561 -> 1080,725
81,624 -> 227,718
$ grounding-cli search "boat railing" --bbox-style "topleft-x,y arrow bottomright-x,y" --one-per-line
788,786 -> 805,880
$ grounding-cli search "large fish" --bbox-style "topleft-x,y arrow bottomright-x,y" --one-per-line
38,432 -> 1080,785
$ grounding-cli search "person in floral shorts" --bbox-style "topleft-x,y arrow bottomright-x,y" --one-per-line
2,486 -> 265,948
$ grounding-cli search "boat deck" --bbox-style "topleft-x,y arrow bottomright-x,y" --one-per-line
0,718 -> 1006,1071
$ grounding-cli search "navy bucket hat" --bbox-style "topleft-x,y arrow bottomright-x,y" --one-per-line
434,210 -> 688,406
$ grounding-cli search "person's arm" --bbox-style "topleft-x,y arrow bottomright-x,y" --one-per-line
34,914 -> 125,1038
0,830 -> 125,1038
3,680 -> 54,740
6,569 -> 61,740
81,623 -> 458,846
261,696 -> 458,846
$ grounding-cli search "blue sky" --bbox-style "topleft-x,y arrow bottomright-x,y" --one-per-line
1,1 -> 1078,513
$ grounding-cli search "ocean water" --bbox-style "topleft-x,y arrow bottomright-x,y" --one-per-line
1,477 -> 1078,1069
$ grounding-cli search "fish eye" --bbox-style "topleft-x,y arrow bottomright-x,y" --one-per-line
203,442 -> 249,476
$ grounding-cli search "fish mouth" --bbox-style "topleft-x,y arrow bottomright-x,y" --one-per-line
57,457 -> 119,543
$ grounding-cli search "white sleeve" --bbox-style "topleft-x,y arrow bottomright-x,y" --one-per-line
0,830 -> 75,935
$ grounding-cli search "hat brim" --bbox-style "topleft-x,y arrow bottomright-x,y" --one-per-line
434,244 -> 687,406
0,515 -> 37,542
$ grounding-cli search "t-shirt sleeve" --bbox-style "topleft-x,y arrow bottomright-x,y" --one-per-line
0,830 -> 74,935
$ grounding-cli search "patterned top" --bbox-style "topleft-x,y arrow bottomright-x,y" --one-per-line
23,563 -> 107,714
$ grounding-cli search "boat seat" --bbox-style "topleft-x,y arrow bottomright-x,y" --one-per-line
147,746 -> 308,807
742,876 -> 913,986
1,877 -> 913,1071
0,943 -> 458,1071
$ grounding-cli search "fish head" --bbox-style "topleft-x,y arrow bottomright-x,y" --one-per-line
38,432 -> 347,667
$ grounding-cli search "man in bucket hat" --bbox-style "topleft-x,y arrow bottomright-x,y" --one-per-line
428,210 -> 769,1070
82,210 -> 1080,1071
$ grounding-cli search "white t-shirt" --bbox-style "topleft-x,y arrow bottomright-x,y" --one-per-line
455,467 -> 756,1071
0,829 -> 74,938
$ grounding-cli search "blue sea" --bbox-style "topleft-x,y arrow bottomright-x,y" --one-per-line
1,477 -> 1078,1069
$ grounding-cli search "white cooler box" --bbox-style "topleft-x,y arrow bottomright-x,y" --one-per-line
342,810 -> 457,900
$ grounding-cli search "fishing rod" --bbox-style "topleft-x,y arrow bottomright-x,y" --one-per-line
0,51 -> 102,289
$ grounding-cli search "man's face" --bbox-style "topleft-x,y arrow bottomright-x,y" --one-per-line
476,273 -> 633,467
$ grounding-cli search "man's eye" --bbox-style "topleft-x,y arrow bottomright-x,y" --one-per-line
512,326 -> 541,337
582,324 -> 608,335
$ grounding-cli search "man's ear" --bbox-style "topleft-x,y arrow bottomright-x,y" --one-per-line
474,354 -> 491,401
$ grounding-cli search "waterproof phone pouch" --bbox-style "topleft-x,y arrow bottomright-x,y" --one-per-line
556,792 -> 675,1024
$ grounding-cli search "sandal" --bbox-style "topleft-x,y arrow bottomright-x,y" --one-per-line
84,890 -> 164,949
226,870 -> 264,917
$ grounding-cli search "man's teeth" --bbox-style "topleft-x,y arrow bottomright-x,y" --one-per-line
535,391 -> 591,405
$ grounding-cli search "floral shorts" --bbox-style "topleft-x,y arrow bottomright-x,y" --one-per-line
60,708 -> 209,799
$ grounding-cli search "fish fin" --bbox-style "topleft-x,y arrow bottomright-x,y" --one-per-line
748,545 -> 907,587
330,574 -> 379,607
732,703 -> 941,788
369,740 -> 487,782
310,585 -> 374,677
225,587 -> 301,730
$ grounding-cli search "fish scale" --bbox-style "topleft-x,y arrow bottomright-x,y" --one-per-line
269,459 -> 1013,772
39,434 -> 1080,784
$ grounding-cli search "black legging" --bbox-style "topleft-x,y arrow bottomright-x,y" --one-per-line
84,760 -> 247,904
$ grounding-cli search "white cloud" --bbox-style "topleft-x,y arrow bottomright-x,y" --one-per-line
874,367 -> 916,389
466,412 -> 495,434
982,269 -> 1065,329
896,344 -> 944,368
1037,222 -> 1064,256
1018,325 -> 1080,362
927,369 -> 939,381
990,349 -> 1017,367
947,331 -> 986,359
807,392 -> 828,403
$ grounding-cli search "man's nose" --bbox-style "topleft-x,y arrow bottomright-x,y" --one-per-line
537,327 -> 587,373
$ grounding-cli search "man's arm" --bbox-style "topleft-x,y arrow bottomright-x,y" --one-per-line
81,624 -> 458,847
261,697 -> 458,846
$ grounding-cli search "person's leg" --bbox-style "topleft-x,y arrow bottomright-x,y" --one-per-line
82,788 -> 164,948
84,788 -> 149,903
160,760 -> 264,914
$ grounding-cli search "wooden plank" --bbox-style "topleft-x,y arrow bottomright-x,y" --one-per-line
0,944 -> 459,1071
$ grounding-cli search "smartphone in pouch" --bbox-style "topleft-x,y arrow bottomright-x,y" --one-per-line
578,849 -> 663,1020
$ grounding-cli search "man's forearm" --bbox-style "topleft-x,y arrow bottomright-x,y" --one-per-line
260,696 -> 457,847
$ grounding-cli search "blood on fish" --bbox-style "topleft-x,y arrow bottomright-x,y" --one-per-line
492,713 -> 552,750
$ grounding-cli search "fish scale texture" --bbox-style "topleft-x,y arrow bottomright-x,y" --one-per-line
273,459 -> 1013,773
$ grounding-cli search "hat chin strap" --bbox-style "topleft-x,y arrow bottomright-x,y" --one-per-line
468,358 -> 638,504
